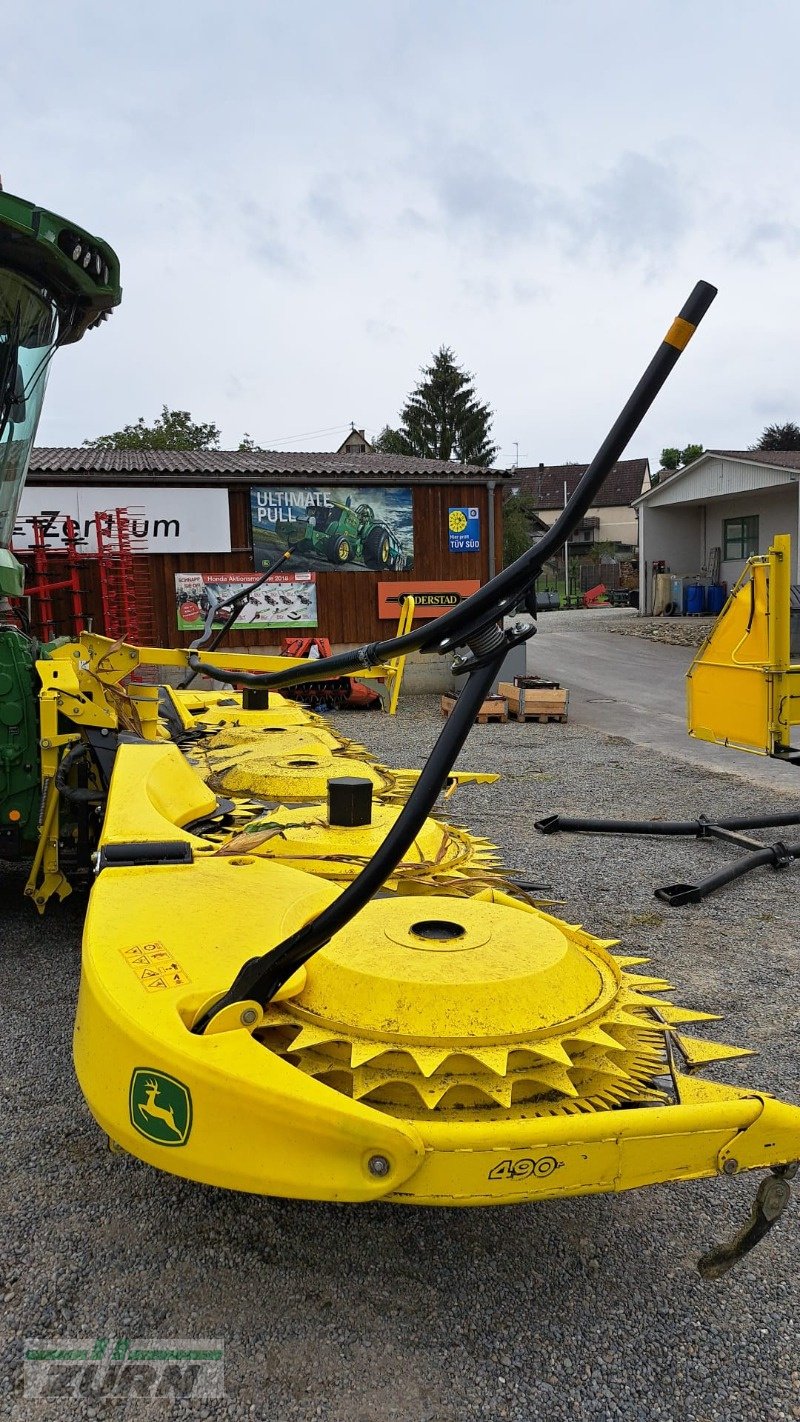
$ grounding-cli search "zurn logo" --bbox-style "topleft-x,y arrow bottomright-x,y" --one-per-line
23,1338 -> 224,1400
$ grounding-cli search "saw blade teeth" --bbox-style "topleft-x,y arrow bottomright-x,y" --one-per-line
528,1040 -> 574,1068
624,976 -> 673,993
612,955 -> 650,966
567,1024 -> 627,1055
518,1067 -> 579,1098
412,1078 -> 454,1109
572,1050 -> 635,1084
485,1080 -> 514,1109
674,1034 -> 755,1067
350,1068 -> 401,1101
656,1005 -> 722,1025
623,991 -> 677,1010
608,1009 -> 670,1033
461,1046 -> 510,1077
348,1039 -> 393,1070
504,1057 -> 577,1094
405,1046 -> 453,1078
287,1024 -> 344,1053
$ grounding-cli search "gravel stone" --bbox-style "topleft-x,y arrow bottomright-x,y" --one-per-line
608,615 -> 717,647
1,695 -> 799,1420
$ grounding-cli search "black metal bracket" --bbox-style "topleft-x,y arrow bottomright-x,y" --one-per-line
697,1164 -> 797,1280
451,620 -> 536,676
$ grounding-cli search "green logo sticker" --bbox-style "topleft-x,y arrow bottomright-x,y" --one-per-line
129,1069 -> 192,1147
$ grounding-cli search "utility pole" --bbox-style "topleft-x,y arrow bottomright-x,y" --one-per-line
563,479 -> 570,599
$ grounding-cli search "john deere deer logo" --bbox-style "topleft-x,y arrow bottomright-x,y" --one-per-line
129,1068 -> 192,1146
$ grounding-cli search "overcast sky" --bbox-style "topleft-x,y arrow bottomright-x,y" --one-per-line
7,1 -> 800,469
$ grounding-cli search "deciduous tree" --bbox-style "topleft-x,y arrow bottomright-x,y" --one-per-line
85,406 -> 221,450
752,421 -> 800,452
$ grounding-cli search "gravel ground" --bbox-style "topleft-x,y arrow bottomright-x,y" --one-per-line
608,616 -> 716,648
3,699 -> 800,1421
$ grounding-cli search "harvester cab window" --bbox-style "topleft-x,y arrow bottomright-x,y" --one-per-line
0,271 -> 58,547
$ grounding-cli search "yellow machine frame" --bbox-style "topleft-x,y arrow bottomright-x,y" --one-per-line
687,533 -> 800,758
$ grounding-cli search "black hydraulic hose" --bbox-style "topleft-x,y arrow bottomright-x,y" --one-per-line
536,810 -> 800,837
191,280 -> 718,1032
202,548 -> 293,654
191,651 -> 504,1030
54,740 -> 105,804
176,549 -> 292,690
189,280 -> 718,692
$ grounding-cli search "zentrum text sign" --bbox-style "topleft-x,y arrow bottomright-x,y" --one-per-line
14,487 -> 231,554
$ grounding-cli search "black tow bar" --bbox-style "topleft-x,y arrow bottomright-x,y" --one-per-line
535,811 -> 800,905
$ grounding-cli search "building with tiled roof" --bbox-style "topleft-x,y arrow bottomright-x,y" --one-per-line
510,457 -> 650,552
18,446 -> 507,665
635,449 -> 800,613
27,447 -> 491,482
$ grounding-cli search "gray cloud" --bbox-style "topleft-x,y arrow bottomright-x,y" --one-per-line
305,176 -> 360,241
511,278 -> 549,305
581,151 -> 691,260
731,220 -> 800,262
237,201 -> 304,274
426,143 -> 561,243
423,144 -> 691,265
365,318 -> 402,342
751,392 -> 800,417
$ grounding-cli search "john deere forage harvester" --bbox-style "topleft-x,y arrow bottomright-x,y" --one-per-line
0,184 -> 796,1279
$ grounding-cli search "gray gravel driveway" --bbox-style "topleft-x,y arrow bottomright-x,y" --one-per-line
2,699 -> 799,1421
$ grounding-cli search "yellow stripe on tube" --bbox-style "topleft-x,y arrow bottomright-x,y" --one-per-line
664,316 -> 695,350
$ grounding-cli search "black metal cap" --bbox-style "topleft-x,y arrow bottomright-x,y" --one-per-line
328,777 -> 373,827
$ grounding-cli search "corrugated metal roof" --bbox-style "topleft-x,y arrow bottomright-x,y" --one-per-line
711,449 -> 800,469
513,458 -> 648,509
28,447 -> 495,481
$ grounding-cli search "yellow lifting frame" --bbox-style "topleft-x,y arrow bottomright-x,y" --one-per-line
687,534 -> 800,758
385,595 -> 415,715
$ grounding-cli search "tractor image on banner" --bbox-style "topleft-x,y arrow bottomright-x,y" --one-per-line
250,485 -> 413,572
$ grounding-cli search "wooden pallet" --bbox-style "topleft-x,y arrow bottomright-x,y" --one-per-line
498,681 -> 569,724
441,694 -> 508,724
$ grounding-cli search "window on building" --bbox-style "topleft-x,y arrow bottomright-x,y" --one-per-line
723,515 -> 759,561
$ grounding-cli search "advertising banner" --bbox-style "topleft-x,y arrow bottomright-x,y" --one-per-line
377,580 -> 480,621
175,572 -> 317,631
251,486 -> 413,572
448,506 -> 481,553
15,487 -> 231,554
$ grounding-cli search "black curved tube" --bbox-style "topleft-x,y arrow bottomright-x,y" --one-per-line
189,281 -> 718,691
192,280 -> 718,1030
55,740 -> 104,804
191,652 -> 504,1030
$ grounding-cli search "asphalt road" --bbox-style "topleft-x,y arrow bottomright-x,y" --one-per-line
527,614 -> 796,793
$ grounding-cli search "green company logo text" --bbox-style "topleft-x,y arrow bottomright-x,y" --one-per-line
24,1338 -> 223,1401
